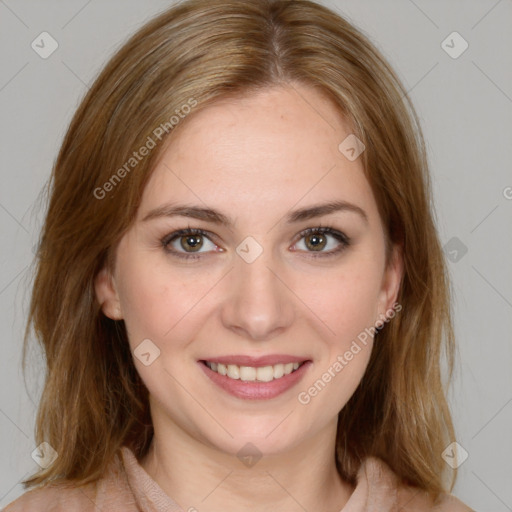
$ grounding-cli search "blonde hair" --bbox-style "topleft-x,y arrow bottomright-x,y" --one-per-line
24,0 -> 456,502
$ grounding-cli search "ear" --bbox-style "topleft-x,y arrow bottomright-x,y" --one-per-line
94,266 -> 123,320
376,243 -> 403,323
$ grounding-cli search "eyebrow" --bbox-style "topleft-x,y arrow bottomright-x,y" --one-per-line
141,200 -> 368,226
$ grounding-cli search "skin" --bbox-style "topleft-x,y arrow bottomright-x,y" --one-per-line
95,83 -> 403,512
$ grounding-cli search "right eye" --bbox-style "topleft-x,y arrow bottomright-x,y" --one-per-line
161,228 -> 221,260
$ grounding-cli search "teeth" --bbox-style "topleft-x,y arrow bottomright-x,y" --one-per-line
227,364 -> 240,379
205,361 -> 303,381
256,366 -> 274,382
239,366 -> 256,381
273,364 -> 284,379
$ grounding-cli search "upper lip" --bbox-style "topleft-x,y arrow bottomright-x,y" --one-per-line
200,354 -> 310,367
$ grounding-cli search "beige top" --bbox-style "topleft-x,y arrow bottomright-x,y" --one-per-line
3,447 -> 473,511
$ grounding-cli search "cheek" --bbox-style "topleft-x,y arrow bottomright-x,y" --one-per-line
115,253 -> 220,363
115,254 -> 186,348
298,261 -> 383,343
306,259 -> 384,409
297,268 -> 378,414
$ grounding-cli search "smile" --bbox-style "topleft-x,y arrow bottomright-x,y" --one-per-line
199,358 -> 312,400
204,361 -> 303,382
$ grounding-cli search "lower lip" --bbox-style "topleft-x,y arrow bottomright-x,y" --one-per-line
198,361 -> 312,400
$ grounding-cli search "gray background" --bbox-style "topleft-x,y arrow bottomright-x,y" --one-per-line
1,0 -> 511,510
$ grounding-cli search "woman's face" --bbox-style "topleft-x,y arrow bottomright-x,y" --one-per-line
95,84 -> 402,458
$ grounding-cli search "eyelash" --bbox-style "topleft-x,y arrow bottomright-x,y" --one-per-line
160,225 -> 351,261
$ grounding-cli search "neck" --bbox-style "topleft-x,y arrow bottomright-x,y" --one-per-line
140,417 -> 354,512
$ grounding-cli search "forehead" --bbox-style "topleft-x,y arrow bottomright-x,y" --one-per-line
138,85 -> 378,224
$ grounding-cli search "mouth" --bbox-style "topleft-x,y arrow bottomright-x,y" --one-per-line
198,356 -> 312,400
202,360 -> 306,382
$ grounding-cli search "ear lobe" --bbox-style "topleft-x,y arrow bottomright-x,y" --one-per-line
94,266 -> 123,320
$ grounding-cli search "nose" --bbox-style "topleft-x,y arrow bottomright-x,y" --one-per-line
220,245 -> 295,342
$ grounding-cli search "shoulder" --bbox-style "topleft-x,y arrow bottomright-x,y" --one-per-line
397,483 -> 475,512
2,451 -> 137,512
362,456 -> 474,512
1,481 -> 99,512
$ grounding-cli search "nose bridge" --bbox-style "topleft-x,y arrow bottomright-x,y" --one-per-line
220,239 -> 293,340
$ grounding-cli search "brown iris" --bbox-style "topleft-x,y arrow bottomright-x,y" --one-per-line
180,234 -> 203,252
305,232 -> 327,251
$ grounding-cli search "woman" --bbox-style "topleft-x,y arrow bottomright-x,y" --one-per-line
5,0 -> 474,510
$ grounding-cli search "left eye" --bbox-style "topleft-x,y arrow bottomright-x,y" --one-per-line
292,227 -> 348,255
297,231 -> 340,252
